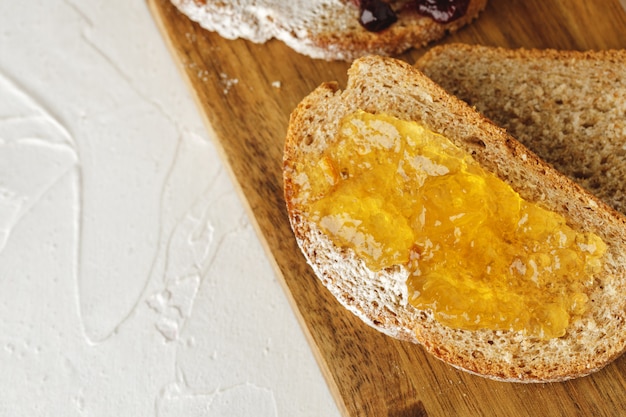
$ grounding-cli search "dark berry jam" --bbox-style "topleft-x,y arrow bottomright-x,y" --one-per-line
358,0 -> 398,32
415,0 -> 470,23
352,0 -> 470,32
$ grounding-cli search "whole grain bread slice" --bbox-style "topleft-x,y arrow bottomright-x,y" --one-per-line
416,44 -> 626,214
283,55 -> 626,382
170,0 -> 487,61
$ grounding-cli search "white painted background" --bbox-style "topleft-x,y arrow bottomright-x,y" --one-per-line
0,1 -> 341,415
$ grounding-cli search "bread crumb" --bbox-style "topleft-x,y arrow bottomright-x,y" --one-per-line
197,69 -> 209,82
271,81 -> 282,89
220,72 -> 239,95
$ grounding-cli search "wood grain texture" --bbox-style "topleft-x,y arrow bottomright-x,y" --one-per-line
147,0 -> 626,415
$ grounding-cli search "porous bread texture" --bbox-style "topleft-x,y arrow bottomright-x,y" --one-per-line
283,55 -> 626,382
170,0 -> 487,61
416,44 -> 626,215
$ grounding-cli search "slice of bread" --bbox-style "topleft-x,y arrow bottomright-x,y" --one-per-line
283,55 -> 626,382
416,44 -> 626,215
170,0 -> 487,61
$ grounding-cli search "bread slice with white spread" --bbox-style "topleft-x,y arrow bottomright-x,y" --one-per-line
416,44 -> 626,215
283,55 -> 626,382
170,0 -> 487,61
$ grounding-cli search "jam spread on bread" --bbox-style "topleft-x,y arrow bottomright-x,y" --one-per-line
358,0 -> 398,31
354,0 -> 470,31
304,111 -> 606,339
415,0 -> 470,23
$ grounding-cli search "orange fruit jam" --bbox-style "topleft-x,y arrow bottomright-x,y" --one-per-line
303,111 -> 606,339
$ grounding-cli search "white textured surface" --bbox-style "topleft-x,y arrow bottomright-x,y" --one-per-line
0,1 -> 340,416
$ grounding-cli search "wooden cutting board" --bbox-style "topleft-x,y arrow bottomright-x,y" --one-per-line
148,1 -> 626,415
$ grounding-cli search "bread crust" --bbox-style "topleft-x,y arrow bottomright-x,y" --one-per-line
170,0 -> 487,61
283,55 -> 626,382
